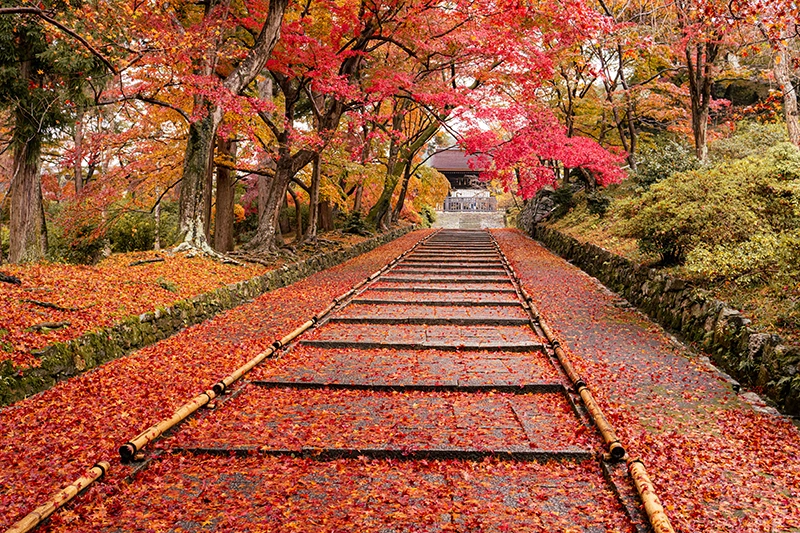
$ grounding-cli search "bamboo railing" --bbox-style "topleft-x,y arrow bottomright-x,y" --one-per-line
5,462 -> 110,533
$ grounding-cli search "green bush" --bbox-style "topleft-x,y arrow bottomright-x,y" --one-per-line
708,121 -> 788,163
418,205 -> 436,228
619,142 -> 800,267
109,212 -> 156,253
586,191 -> 611,217
634,138 -> 700,188
343,211 -> 371,235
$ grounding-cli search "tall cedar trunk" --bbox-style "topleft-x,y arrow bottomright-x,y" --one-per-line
74,109 -> 85,194
10,130 -> 47,264
304,154 -> 321,241
176,0 -> 287,250
9,41 -> 47,267
392,157 -> 413,223
214,138 -> 237,252
319,200 -> 333,231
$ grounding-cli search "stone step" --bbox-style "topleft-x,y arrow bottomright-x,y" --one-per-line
369,283 -> 516,292
380,276 -> 511,283
172,388 -> 590,457
251,346 -> 563,387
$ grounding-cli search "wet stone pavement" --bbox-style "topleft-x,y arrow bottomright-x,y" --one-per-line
38,230 -> 642,533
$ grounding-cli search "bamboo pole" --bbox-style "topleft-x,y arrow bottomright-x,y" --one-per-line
628,458 -> 676,533
521,292 -> 625,459
120,390 -> 217,462
6,462 -> 110,533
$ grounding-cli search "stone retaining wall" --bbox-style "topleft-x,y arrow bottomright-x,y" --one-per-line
0,227 -> 414,406
525,224 -> 800,416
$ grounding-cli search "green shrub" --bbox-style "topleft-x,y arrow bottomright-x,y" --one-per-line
634,138 -> 700,188
343,211 -> 370,235
620,142 -> 800,267
708,121 -> 788,163
586,191 -> 611,217
109,212 -> 156,253
418,205 -> 436,228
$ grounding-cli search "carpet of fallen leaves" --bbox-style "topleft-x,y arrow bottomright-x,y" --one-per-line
0,232 -> 379,370
0,230 -> 430,530
251,346 -> 561,385
0,252 -> 270,369
494,228 -> 800,533
43,454 -> 634,533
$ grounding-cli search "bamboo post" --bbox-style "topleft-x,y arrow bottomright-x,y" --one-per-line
6,462 -> 110,533
120,391 -> 217,462
628,458 -> 676,533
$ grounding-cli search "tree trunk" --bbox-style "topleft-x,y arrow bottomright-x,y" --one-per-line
685,42 -> 718,162
248,157 -> 294,251
319,200 -> 334,231
154,186 -> 161,251
287,186 -> 302,241
353,183 -> 364,213
9,130 -> 47,264
304,153 -> 321,241
176,0 -> 288,251
214,138 -> 237,252
392,157 -> 413,223
776,41 -> 800,146
177,107 -> 222,250
74,109 -> 85,194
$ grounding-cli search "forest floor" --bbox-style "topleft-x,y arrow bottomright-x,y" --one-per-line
0,231 -> 372,369
0,228 -> 797,533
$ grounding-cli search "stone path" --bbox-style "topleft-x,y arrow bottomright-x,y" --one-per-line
31,229 -> 643,532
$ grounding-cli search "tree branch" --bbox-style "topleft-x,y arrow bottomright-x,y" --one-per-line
0,7 -> 117,74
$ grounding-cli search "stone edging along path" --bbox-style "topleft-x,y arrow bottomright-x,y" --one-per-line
0,226 -> 414,406
526,224 -> 800,416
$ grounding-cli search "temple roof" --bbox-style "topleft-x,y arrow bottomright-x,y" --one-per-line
430,149 -> 483,172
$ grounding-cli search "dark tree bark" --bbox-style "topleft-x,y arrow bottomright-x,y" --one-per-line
287,186 -> 303,242
9,47 -> 47,264
214,138 -> 237,252
74,108 -> 85,194
319,200 -> 334,231
392,155 -> 415,223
